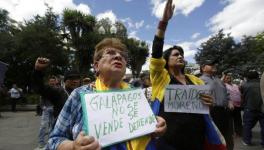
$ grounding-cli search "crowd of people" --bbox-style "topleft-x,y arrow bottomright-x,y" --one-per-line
1,0 -> 264,150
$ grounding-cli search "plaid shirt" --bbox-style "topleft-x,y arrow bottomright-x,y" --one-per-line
46,85 -> 94,150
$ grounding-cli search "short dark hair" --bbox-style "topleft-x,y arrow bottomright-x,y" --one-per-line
48,75 -> 57,80
200,59 -> 218,66
246,70 -> 259,80
140,72 -> 150,80
64,70 -> 80,81
199,59 -> 218,73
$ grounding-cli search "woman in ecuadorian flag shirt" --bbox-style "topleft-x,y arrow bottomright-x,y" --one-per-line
150,0 -> 227,150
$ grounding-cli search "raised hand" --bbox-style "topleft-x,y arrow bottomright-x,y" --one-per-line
35,57 -> 50,71
156,0 -> 175,37
162,0 -> 175,22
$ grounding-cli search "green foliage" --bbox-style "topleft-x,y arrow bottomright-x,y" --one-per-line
24,93 -> 40,104
114,21 -> 128,38
125,38 -> 149,78
239,33 -> 264,71
0,9 -> 9,32
96,18 -> 112,34
195,30 -> 264,75
62,9 -> 96,74
96,19 -> 127,38
0,7 -> 150,92
195,30 -> 237,74
0,7 -> 68,88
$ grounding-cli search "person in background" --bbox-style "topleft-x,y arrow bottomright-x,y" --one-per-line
122,75 -> 131,83
140,72 -> 152,103
35,75 -> 58,150
8,84 -> 22,112
130,78 -> 142,88
32,57 -> 81,121
63,69 -> 81,95
36,95 -> 43,116
47,37 -> 167,150
241,70 -> 264,146
150,0 -> 225,149
200,60 -> 234,150
223,73 -> 242,137
82,77 -> 91,85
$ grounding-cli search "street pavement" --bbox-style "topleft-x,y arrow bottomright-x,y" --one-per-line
0,111 -> 263,150
0,111 -> 39,150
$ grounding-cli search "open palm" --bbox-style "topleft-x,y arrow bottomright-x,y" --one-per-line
162,0 -> 175,22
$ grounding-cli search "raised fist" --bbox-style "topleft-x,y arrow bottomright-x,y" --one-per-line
35,57 -> 50,71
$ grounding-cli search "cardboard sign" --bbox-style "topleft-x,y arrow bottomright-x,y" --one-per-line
164,85 -> 211,114
81,89 -> 157,147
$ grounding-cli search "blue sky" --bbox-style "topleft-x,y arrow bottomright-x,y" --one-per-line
1,0 -> 264,69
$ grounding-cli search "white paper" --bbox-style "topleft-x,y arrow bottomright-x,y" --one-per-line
81,89 -> 157,147
164,85 -> 211,114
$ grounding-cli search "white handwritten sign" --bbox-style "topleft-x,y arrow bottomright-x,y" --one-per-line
164,85 -> 211,114
80,89 -> 157,147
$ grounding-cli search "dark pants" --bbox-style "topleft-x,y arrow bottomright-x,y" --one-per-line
231,107 -> 242,136
210,106 -> 234,150
156,137 -> 204,150
243,109 -> 264,145
11,98 -> 18,112
155,112 -> 205,150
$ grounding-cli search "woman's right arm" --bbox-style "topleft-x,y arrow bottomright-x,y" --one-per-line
150,0 -> 175,107
152,0 -> 175,58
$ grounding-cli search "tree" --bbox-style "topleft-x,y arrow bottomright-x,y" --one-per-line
195,30 -> 264,75
125,38 -> 149,78
239,32 -> 264,72
96,18 -> 112,35
195,30 -> 237,74
114,21 -> 128,39
0,9 -> 17,61
0,9 -> 10,32
62,9 -> 96,75
255,32 -> 264,71
0,9 -> 18,86
1,7 -> 68,88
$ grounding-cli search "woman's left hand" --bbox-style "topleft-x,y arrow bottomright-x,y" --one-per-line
152,116 -> 167,137
199,93 -> 213,106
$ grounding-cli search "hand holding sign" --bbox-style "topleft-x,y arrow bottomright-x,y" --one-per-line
152,116 -> 167,137
81,89 -> 157,147
199,93 -> 213,106
73,132 -> 101,150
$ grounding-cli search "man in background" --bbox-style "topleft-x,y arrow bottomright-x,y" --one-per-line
32,57 -> 80,120
8,84 -> 22,112
200,60 -> 234,150
241,70 -> 264,147
32,57 -> 81,149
